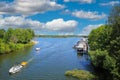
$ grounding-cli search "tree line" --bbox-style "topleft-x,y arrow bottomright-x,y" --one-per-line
0,28 -> 34,54
88,5 -> 120,80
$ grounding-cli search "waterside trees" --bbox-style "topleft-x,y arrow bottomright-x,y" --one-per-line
0,28 -> 34,54
88,5 -> 120,80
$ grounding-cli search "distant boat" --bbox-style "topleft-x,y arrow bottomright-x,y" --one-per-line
9,64 -> 23,74
36,48 -> 40,51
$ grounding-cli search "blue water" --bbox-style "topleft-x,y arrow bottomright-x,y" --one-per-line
0,37 -> 93,80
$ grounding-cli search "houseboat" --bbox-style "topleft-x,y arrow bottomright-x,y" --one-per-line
73,38 -> 88,53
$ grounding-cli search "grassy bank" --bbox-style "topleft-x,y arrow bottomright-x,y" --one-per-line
0,41 -> 34,54
65,69 -> 97,80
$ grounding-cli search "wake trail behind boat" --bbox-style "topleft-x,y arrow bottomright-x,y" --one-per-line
27,57 -> 34,63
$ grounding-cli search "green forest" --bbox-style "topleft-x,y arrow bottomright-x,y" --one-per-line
88,5 -> 120,80
0,28 -> 34,54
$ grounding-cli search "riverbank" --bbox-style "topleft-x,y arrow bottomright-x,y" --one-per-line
35,34 -> 88,38
0,28 -> 35,54
0,41 -> 35,54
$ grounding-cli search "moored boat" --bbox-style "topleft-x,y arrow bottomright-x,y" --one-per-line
73,38 -> 88,53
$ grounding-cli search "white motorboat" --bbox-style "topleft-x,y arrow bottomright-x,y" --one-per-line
9,65 -> 23,74
36,48 -> 40,51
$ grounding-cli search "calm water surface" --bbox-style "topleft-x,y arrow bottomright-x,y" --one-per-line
0,38 -> 93,80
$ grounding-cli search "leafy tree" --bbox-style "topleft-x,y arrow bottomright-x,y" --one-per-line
88,5 -> 120,80
108,5 -> 120,37
4,28 -> 14,43
0,28 -> 34,54
0,29 -> 5,38
0,39 -> 11,54
108,5 -> 120,79
88,25 -> 112,51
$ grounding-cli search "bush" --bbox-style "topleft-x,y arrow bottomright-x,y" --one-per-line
89,50 -> 108,68
0,43 -> 11,54
24,42 -> 34,47
15,43 -> 25,50
103,55 -> 116,71
89,50 -> 120,80
9,42 -> 16,51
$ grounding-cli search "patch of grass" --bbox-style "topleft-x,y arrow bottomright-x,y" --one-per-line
65,69 -> 97,80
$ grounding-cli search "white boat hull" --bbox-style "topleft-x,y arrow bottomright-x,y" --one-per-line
9,65 -> 23,74
36,48 -> 40,51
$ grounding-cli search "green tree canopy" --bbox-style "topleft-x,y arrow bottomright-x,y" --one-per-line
0,29 -> 5,39
88,5 -> 120,80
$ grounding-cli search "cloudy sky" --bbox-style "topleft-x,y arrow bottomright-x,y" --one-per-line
0,0 -> 119,35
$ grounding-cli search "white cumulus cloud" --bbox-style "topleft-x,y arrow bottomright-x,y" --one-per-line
72,10 -> 106,20
64,0 -> 94,4
0,0 -> 64,16
0,16 -> 43,30
81,24 -> 103,35
100,1 -> 120,6
45,18 -> 78,32
0,16 -> 78,33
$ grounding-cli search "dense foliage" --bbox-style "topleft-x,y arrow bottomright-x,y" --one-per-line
88,5 -> 120,80
0,28 -> 34,54
65,69 -> 96,80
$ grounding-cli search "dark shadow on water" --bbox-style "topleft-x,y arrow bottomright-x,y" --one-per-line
77,53 -> 83,58
66,76 -> 78,80
77,52 -> 90,60
76,52 -> 95,73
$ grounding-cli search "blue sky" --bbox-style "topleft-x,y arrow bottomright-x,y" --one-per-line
0,0 -> 119,35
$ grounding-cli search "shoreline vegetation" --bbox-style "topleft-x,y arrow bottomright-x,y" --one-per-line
0,28 -> 34,54
35,35 -> 88,38
65,5 -> 120,80
65,69 -> 97,80
88,5 -> 120,80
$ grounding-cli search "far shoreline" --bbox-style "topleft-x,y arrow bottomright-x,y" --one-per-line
35,35 -> 88,38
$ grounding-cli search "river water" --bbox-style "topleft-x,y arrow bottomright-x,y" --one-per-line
0,38 -> 93,80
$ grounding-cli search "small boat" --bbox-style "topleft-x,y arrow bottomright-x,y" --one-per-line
36,48 -> 40,51
9,61 -> 27,74
9,64 -> 23,74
